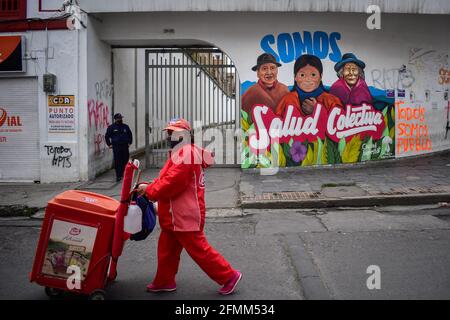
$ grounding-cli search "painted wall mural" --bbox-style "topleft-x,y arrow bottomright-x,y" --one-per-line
241,32 -> 396,169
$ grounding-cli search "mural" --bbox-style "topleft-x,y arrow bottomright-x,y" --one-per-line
241,34 -> 396,169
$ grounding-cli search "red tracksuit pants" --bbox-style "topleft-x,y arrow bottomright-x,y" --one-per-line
152,229 -> 236,286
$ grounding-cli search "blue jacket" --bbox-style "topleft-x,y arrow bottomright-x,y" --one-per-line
105,123 -> 133,146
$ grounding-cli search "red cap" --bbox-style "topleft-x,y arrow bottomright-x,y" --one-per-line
163,118 -> 191,132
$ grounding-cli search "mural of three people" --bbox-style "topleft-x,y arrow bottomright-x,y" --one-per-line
241,52 -> 395,168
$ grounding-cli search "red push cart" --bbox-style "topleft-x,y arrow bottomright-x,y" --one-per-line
30,160 -> 140,300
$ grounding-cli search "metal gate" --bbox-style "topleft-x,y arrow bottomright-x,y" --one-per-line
144,48 -> 240,168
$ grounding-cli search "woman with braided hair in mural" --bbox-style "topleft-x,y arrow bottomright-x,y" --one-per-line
329,52 -> 373,107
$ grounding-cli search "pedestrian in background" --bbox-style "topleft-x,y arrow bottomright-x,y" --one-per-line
105,113 -> 133,182
137,118 -> 242,295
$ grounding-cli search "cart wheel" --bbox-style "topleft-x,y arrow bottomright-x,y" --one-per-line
45,287 -> 64,299
89,290 -> 106,300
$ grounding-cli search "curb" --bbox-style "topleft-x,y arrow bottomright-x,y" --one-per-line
241,193 -> 450,209
283,234 -> 331,300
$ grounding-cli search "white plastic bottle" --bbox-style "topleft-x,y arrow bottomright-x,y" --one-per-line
124,201 -> 142,234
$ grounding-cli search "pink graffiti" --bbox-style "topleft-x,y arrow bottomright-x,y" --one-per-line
88,99 -> 110,130
94,133 -> 107,155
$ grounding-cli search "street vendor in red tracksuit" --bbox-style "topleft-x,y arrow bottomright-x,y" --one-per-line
137,118 -> 242,295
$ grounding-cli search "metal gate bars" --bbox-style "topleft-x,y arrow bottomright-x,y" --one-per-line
144,48 -> 240,168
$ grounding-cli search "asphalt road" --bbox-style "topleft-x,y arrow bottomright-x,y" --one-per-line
0,206 -> 449,300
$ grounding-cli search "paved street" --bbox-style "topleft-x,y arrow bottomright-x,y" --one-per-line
1,205 -> 449,300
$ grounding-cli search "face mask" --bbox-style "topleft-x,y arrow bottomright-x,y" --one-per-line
167,135 -> 182,149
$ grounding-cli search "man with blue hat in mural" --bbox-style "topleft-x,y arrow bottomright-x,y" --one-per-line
105,113 -> 133,182
329,52 -> 373,106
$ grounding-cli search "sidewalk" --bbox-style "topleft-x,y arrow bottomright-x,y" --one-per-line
240,150 -> 450,209
0,165 -> 241,218
1,151 -> 449,217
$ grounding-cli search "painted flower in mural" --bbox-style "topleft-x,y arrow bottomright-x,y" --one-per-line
289,141 -> 307,164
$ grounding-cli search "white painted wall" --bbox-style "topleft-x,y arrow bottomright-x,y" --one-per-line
94,11 -> 449,158
86,17 -> 113,179
112,49 -> 136,150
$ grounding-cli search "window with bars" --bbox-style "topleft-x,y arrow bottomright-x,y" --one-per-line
0,0 -> 27,20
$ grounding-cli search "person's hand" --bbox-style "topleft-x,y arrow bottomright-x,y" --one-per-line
301,97 -> 316,115
136,183 -> 148,196
108,145 -> 112,149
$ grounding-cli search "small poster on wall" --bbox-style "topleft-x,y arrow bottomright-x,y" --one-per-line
41,219 -> 97,281
48,95 -> 75,133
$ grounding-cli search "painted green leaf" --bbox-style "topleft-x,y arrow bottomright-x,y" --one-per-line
289,138 -> 294,147
342,135 -> 362,163
240,109 -> 248,122
388,105 -> 395,129
316,138 -> 323,165
338,137 -> 346,157
241,118 -> 249,132
390,106 -> 395,125
241,145 -> 250,160
321,138 -> 328,165
241,152 -> 256,169
258,154 -> 272,168
389,126 -> 395,140
326,138 -> 341,164
301,145 -> 314,166
382,127 -> 389,137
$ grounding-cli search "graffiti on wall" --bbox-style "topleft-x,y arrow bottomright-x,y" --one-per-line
396,101 -> 432,155
88,79 -> 112,156
408,48 -> 448,96
241,32 -> 396,169
44,145 -> 72,168
369,67 -> 415,90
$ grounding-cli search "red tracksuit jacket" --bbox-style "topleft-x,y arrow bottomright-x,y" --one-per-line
145,143 -> 214,232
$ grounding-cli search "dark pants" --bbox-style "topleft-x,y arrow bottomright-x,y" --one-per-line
113,144 -> 129,180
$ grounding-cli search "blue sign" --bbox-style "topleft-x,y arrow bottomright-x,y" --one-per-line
260,31 -> 342,64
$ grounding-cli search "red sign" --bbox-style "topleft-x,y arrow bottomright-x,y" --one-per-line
0,36 -> 25,72
0,107 -> 23,132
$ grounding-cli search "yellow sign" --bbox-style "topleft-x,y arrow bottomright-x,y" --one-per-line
48,95 -> 75,107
